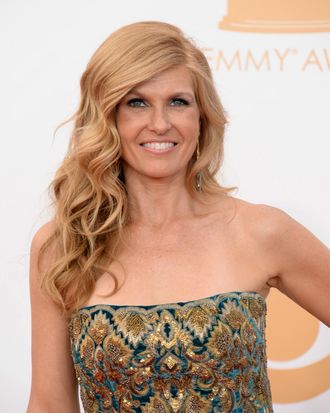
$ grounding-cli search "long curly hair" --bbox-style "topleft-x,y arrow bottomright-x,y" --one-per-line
38,20 -> 238,317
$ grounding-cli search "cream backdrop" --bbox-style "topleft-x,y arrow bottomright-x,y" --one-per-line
1,1 -> 329,412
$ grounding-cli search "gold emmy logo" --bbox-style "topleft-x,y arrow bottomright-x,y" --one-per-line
219,0 -> 330,32
266,289 -> 330,403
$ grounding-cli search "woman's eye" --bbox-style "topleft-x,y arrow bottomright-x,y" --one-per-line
127,98 -> 146,107
171,98 -> 189,106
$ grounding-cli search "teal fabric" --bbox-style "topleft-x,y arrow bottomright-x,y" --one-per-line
68,291 -> 273,412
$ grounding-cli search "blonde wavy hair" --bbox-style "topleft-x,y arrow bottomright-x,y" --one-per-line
38,20 -> 238,317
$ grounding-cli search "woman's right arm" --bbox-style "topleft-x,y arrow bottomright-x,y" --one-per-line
27,221 -> 81,413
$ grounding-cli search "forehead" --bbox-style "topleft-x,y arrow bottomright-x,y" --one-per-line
128,66 -> 195,96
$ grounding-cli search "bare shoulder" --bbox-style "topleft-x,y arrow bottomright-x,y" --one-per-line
29,219 -> 60,300
233,198 -> 330,326
235,199 -> 326,254
31,219 -> 58,255
230,198 -> 290,276
27,219 -> 80,411
232,198 -> 320,264
232,197 -> 295,242
232,197 -> 285,222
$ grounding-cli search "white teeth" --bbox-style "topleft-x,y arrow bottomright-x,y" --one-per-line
141,142 -> 175,150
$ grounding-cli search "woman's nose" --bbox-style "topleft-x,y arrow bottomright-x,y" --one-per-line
147,107 -> 172,135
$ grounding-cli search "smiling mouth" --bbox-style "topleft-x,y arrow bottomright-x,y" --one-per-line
140,142 -> 178,151
140,142 -> 177,149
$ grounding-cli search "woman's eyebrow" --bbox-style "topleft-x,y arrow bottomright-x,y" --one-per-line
127,89 -> 195,100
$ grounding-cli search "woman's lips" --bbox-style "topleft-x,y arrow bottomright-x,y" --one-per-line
140,141 -> 178,154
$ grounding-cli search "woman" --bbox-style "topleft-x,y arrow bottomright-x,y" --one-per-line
27,21 -> 330,412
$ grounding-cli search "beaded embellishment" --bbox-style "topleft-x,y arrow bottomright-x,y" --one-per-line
68,291 -> 273,412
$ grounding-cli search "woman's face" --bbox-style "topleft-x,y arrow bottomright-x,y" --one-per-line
115,65 -> 201,181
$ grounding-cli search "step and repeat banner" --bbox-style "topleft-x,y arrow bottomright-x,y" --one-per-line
207,3 -> 330,410
1,1 -> 329,412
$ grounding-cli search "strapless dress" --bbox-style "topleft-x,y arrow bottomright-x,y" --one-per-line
68,291 -> 273,412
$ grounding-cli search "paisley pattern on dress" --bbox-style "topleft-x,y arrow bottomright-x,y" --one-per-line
68,291 -> 273,412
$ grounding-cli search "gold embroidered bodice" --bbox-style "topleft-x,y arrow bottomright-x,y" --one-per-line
68,291 -> 273,412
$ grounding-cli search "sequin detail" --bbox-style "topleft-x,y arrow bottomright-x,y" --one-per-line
68,291 -> 273,412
